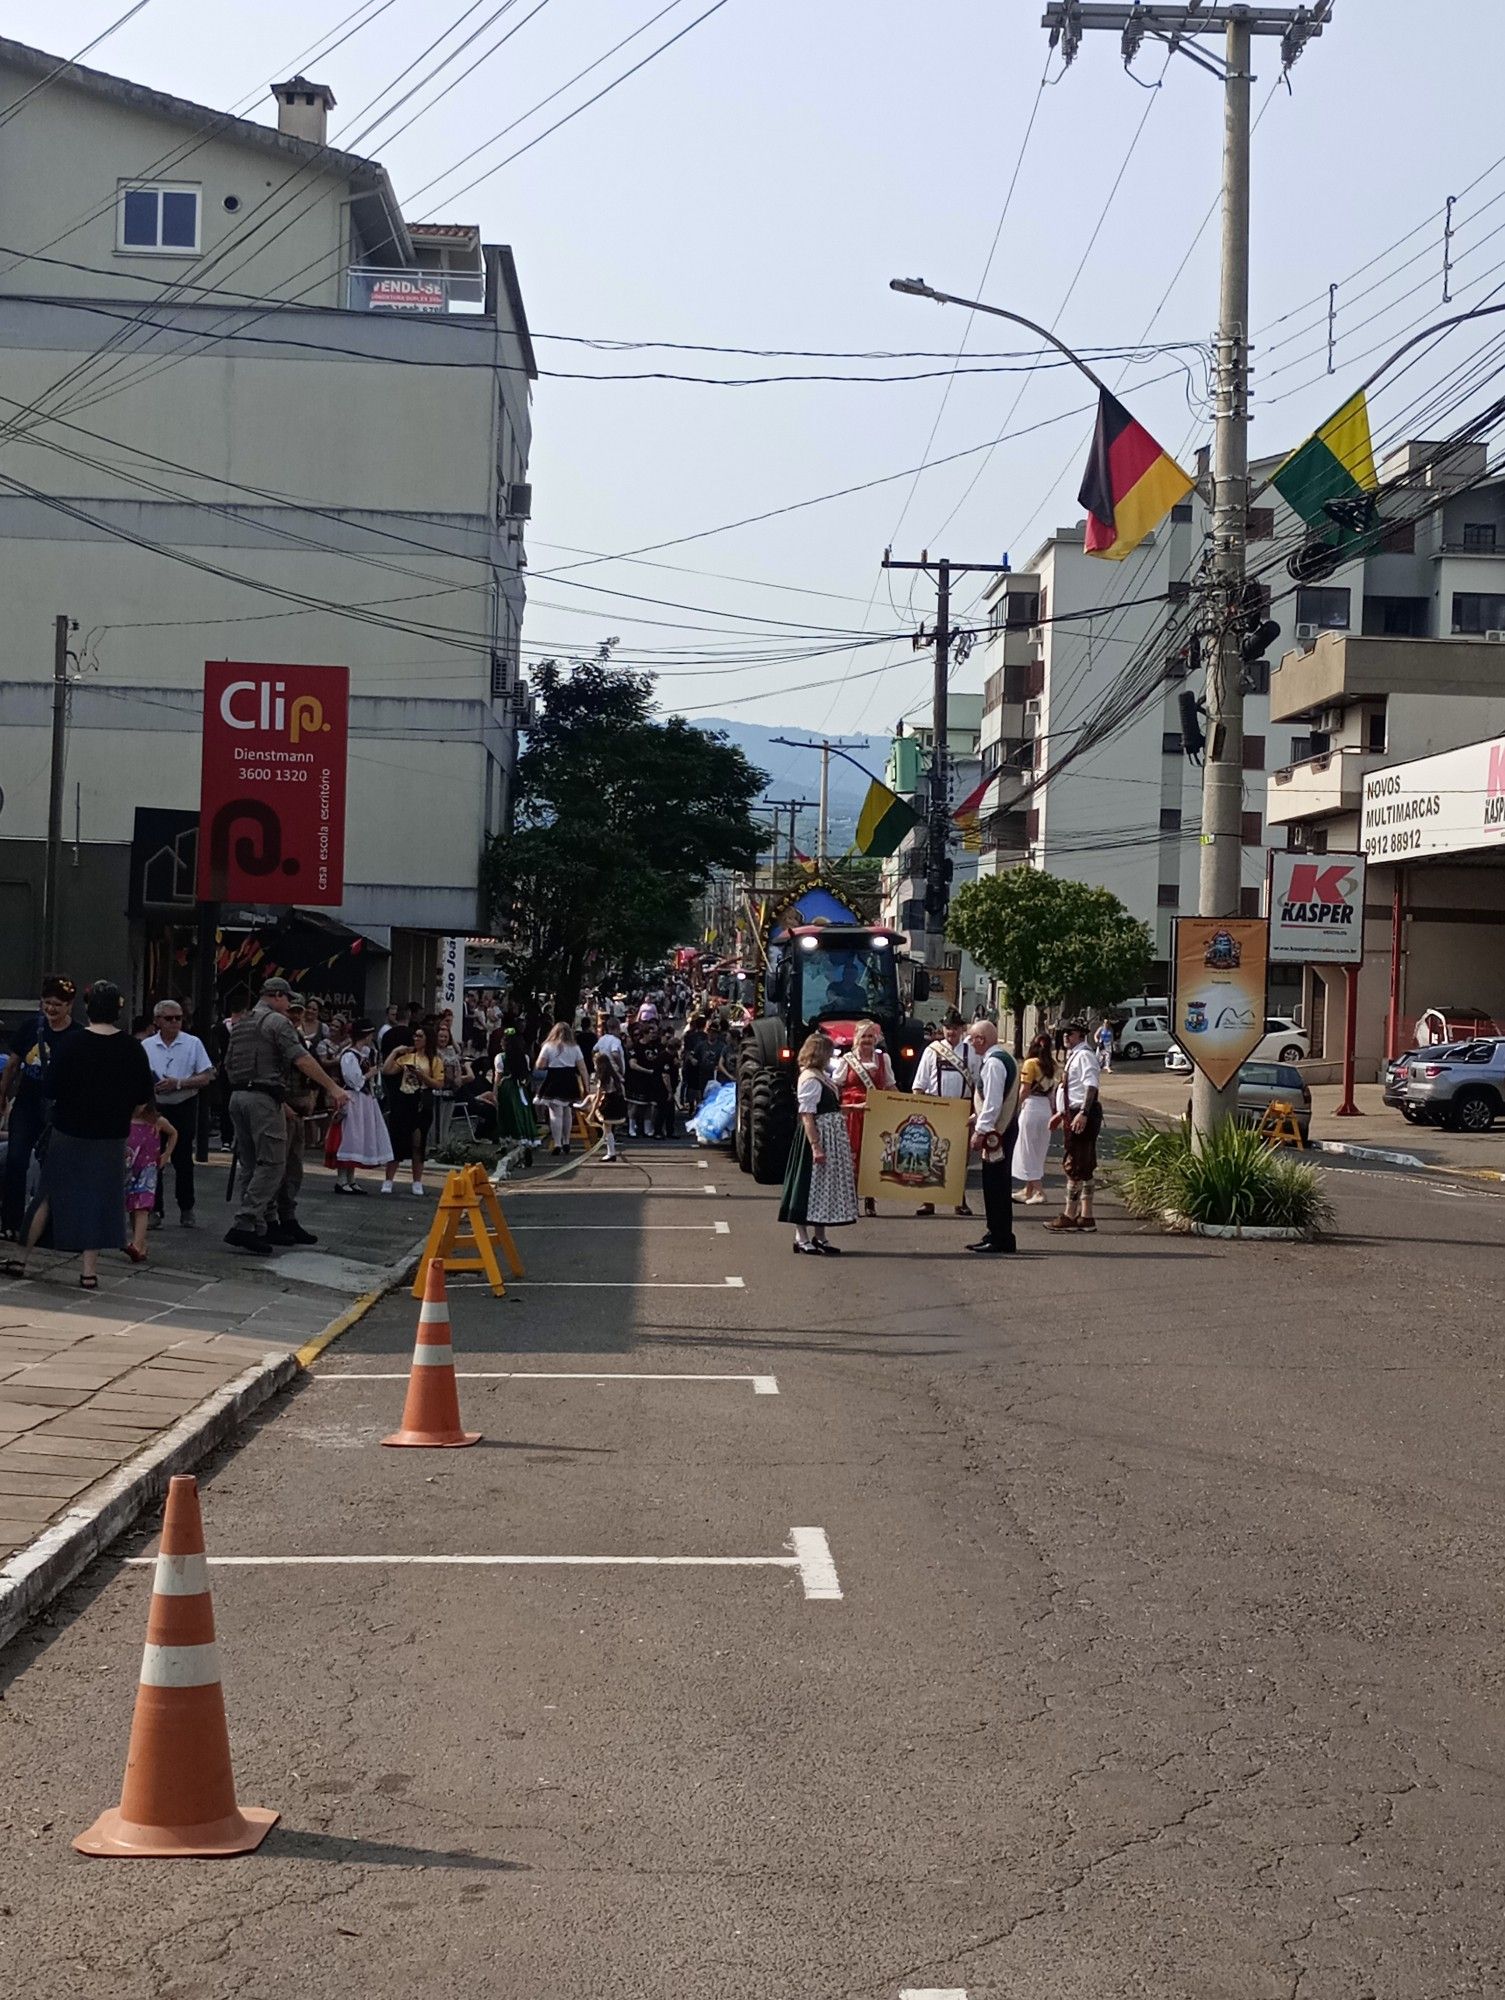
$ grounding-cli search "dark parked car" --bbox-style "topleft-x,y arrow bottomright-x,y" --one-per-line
1184,1060 -> 1312,1141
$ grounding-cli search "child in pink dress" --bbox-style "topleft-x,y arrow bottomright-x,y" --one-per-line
125,1102 -> 177,1264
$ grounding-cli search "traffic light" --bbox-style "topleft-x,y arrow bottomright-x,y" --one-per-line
1237,580 -> 1280,666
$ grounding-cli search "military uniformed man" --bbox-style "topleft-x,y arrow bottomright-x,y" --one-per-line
224,977 -> 347,1255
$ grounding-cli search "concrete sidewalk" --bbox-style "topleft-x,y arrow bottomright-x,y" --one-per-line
1104,1064 -> 1505,1174
0,1159 -> 427,1598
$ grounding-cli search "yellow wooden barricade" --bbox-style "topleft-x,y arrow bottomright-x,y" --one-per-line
463,1163 -> 525,1278
1256,1099 -> 1306,1149
411,1165 -> 524,1298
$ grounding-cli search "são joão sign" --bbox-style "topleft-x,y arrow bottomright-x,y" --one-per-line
196,663 -> 349,905
1267,850 -> 1366,965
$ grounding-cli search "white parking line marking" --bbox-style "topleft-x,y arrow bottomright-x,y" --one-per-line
789,1526 -> 843,1601
507,1222 -> 730,1232
315,1370 -> 780,1394
900,1989 -> 968,1998
126,1528 -> 840,1601
510,1184 -> 717,1196
510,1275 -> 744,1290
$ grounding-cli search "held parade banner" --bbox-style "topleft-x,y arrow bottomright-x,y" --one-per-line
1171,917 -> 1270,1090
197,662 -> 350,905
857,1089 -> 971,1209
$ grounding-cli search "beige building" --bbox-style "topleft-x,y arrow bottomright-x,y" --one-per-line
0,39 -> 534,1012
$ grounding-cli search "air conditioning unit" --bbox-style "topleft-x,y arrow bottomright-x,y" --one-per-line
504,481 -> 532,520
1484,629 -> 1505,642
1294,622 -> 1318,642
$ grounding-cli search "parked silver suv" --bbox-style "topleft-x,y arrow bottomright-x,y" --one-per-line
1404,1040 -> 1505,1132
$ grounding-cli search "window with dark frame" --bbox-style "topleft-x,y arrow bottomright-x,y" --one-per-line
1239,887 -> 1261,918
1241,811 -> 1263,847
1242,735 -> 1266,771
1161,730 -> 1182,756
1295,585 -> 1350,630
1462,522 -> 1498,552
1451,591 -> 1505,634
1366,709 -> 1387,753
1159,807 -> 1182,832
1157,883 -> 1179,908
1245,507 -> 1274,542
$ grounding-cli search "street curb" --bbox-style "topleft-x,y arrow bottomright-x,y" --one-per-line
1311,1139 -> 1427,1169
0,1238 -> 422,1655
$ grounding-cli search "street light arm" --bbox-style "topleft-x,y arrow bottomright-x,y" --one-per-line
889,278 -> 1112,395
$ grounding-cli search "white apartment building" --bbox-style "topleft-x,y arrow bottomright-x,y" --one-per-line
878,696 -> 987,1014
0,39 -> 534,1013
1264,439 -> 1505,1068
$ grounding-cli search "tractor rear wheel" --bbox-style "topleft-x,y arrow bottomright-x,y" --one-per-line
749,1065 -> 796,1184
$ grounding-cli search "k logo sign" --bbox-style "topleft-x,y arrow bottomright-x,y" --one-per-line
196,662 -> 350,906
1269,850 -> 1366,965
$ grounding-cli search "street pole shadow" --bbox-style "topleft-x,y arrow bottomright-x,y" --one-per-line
269,1828 -> 528,1870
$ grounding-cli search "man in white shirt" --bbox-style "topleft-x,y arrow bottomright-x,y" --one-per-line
912,1009 -> 980,1218
1046,1020 -> 1103,1236
143,999 -> 217,1226
966,1019 -> 1021,1254
594,1012 -> 626,1080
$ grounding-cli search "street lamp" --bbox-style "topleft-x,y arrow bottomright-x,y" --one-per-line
888,277 -> 1111,392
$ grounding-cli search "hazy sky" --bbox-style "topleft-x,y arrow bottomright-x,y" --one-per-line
10,0 -> 1505,794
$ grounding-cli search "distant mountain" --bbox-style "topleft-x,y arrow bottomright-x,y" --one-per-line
693,717 -> 879,851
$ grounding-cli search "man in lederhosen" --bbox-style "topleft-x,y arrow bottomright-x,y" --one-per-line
1046,1019 -> 1103,1236
911,1008 -> 979,1219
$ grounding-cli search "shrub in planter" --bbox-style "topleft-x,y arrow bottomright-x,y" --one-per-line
1112,1119 -> 1333,1234
429,1135 -> 501,1171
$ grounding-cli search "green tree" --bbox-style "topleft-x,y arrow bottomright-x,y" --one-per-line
481,654 -> 767,1016
947,868 -> 1152,1042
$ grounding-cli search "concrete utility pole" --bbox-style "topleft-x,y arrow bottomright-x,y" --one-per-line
882,553 -> 1011,967
1041,1 -> 1330,1136
763,798 -> 816,884
769,737 -> 869,867
40,613 -> 75,976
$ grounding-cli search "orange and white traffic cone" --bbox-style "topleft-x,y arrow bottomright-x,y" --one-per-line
382,1257 -> 480,1448
74,1474 -> 277,1858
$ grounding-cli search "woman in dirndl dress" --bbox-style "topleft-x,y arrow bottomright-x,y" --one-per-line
778,1031 -> 859,1256
831,1019 -> 894,1218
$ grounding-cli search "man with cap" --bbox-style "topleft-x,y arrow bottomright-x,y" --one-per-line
1047,1019 -> 1103,1236
911,1008 -> 980,1218
224,977 -> 347,1254
965,1019 -> 1021,1253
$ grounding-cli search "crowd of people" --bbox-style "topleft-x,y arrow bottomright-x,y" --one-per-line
1,963 -> 1107,1283
776,1007 -> 1105,1258
0,970 -> 746,1279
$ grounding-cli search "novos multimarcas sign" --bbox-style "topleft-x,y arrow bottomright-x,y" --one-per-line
196,662 -> 349,904
1171,916 -> 1270,1090
1267,850 -> 1366,965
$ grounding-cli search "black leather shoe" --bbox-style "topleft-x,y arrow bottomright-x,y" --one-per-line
266,1221 -> 318,1246
968,1240 -> 1016,1254
966,1237 -> 993,1252
813,1240 -> 843,1256
224,1226 -> 273,1255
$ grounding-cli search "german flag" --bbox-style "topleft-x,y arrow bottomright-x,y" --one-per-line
1078,389 -> 1195,560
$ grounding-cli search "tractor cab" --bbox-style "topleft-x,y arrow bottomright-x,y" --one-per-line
766,925 -> 909,1040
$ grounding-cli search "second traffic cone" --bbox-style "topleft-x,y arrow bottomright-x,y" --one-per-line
74,1474 -> 277,1858
383,1257 -> 480,1448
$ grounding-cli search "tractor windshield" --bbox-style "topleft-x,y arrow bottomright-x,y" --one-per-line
799,943 -> 899,1023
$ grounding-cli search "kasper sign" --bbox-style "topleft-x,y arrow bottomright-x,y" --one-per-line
196,662 -> 349,905
1267,850 -> 1366,965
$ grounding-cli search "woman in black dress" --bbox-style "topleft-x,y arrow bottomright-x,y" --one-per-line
5,980 -> 153,1289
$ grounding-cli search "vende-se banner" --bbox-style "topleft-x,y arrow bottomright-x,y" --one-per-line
1172,917 -> 1270,1090
196,662 -> 349,905
1267,850 -> 1366,964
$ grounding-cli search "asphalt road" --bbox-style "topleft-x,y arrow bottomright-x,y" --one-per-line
2,1135 -> 1503,1999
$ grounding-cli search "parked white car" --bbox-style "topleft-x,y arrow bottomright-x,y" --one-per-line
1164,1015 -> 1308,1072
1116,1012 -> 1176,1061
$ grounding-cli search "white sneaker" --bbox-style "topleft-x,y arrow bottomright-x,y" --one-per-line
410,1182 -> 426,1196
379,1182 -> 394,1195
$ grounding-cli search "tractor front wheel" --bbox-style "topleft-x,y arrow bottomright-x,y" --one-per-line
748,1066 -> 796,1184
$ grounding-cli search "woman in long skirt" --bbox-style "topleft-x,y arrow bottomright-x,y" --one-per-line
1012,1031 -> 1055,1205
778,1032 -> 858,1256
831,1019 -> 894,1218
334,1026 -> 396,1194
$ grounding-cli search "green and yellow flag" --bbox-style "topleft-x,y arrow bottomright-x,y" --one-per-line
853,779 -> 920,858
1270,389 -> 1377,533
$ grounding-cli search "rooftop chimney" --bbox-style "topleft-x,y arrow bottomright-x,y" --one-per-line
271,77 -> 336,147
